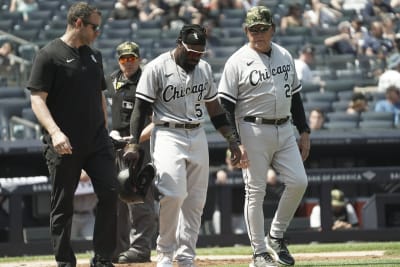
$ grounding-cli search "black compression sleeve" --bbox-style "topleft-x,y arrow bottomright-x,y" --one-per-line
220,98 -> 240,137
129,98 -> 152,144
291,92 -> 310,134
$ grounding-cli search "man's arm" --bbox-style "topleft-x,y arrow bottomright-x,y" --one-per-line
30,91 -> 72,154
205,99 -> 246,167
291,92 -> 310,161
123,98 -> 152,163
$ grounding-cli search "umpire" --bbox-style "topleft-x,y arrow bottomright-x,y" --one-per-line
107,41 -> 157,263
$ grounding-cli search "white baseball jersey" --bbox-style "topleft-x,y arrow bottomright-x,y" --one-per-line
135,50 -> 217,123
218,42 -> 301,119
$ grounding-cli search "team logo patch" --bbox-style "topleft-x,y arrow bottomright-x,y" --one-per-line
91,55 -> 97,63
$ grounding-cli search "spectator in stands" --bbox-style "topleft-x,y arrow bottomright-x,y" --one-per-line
9,0 -> 38,22
374,86 -> 400,125
349,14 -> 368,48
109,0 -> 140,20
346,92 -> 369,114
304,0 -> 343,28
324,20 -> 358,55
308,108 -> 325,130
310,189 -> 359,231
71,170 -> 97,241
279,3 -> 305,35
161,0 -> 192,30
0,42 -> 15,83
361,21 -> 395,77
137,0 -> 165,23
362,21 -> 394,57
381,15 -> 397,43
378,52 -> 400,93
295,43 -> 323,85
362,0 -> 395,21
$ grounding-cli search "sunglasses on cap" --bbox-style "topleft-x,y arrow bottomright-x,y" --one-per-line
83,20 -> 100,32
118,56 -> 137,64
181,42 -> 206,57
248,25 -> 270,33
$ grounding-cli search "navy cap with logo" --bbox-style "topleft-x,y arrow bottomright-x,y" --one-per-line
178,24 -> 206,45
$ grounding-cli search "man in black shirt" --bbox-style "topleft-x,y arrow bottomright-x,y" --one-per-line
107,41 -> 156,263
27,2 -> 118,267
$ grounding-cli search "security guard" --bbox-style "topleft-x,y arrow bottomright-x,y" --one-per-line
107,41 -> 156,263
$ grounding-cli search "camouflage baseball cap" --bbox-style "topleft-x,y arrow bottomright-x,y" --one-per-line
331,189 -> 345,207
245,6 -> 273,28
116,41 -> 140,58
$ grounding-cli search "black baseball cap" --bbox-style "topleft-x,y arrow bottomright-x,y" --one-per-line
178,24 -> 206,45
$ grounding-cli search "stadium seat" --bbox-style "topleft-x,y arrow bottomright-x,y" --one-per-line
0,19 -> 14,32
27,10 -> 53,21
302,82 -> 321,93
0,98 -> 30,140
304,91 -> 337,102
358,120 -> 394,129
103,28 -> 132,39
219,18 -> 244,28
14,19 -> 44,31
360,111 -> 395,122
221,8 -> 245,19
323,79 -> 356,93
303,101 -> 332,113
325,112 -> 359,123
324,120 -> 358,130
337,90 -> 355,101
104,19 -> 133,30
0,86 -> 26,99
37,1 -> 61,12
331,100 -> 350,112
12,29 -> 40,42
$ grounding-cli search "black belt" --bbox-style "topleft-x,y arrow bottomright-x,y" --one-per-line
244,116 -> 289,125
158,122 -> 200,129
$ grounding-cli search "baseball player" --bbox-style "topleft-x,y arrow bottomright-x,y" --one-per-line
106,41 -> 157,263
218,6 -> 310,267
124,24 -> 244,267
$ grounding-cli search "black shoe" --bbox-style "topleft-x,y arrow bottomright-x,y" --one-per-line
117,249 -> 151,263
90,256 -> 114,267
266,234 -> 295,266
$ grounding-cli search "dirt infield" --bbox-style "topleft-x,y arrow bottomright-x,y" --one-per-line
0,251 -> 389,267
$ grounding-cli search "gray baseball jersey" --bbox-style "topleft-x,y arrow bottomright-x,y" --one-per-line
135,50 -> 217,123
218,42 -> 301,119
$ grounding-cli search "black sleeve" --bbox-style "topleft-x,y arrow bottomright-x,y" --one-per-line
291,92 -> 310,134
129,98 -> 152,144
220,98 -> 240,137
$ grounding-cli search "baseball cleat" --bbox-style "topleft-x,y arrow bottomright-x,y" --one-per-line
117,249 -> 151,263
90,256 -> 114,267
266,234 -> 295,266
249,252 -> 278,267
156,252 -> 173,267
